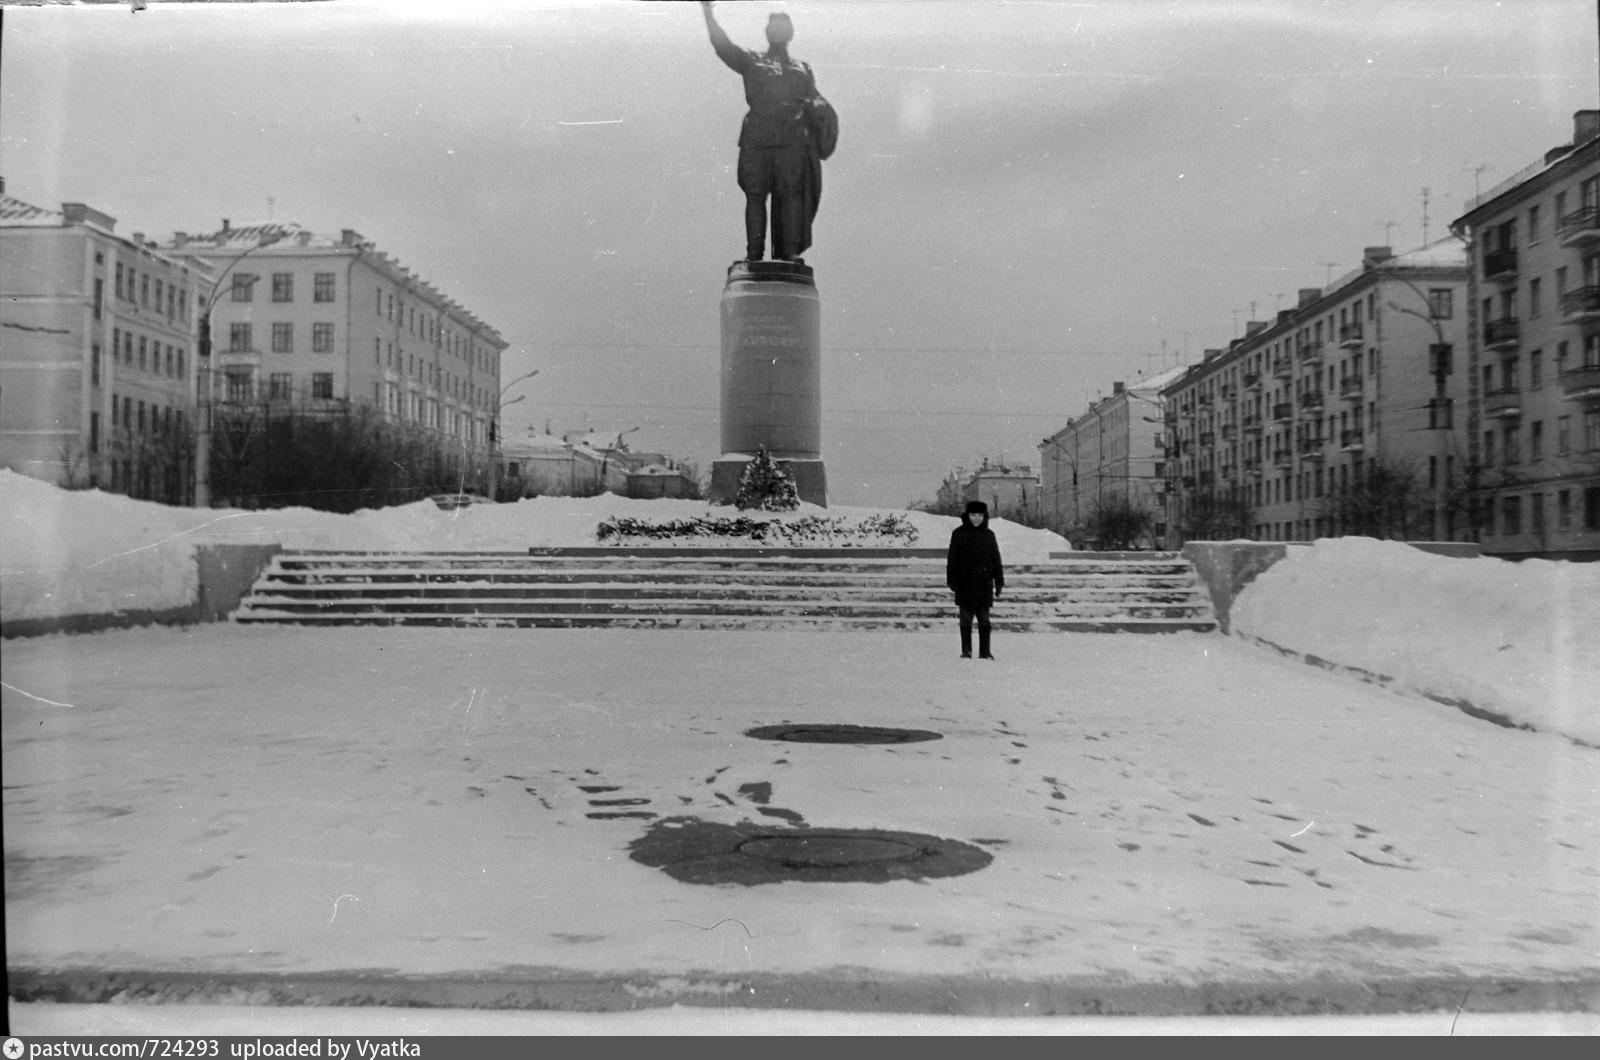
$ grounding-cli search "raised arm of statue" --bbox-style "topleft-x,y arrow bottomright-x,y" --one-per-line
701,1 -> 749,73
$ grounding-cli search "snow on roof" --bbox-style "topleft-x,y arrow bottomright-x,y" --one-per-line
0,191 -> 62,227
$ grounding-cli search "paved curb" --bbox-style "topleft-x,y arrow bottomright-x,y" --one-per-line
8,967 -> 1598,1017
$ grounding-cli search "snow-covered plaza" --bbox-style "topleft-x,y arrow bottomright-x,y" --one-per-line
3,473 -> 1597,1034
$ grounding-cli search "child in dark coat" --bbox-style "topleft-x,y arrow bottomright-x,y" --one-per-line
946,500 -> 1004,659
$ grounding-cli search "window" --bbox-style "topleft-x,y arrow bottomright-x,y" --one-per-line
1558,489 -> 1572,529
1482,431 -> 1495,466
1503,425 -> 1519,465
311,372 -> 334,399
91,343 -> 101,386
229,323 -> 252,352
93,278 -> 103,320
272,273 -> 293,303
271,323 -> 293,353
1531,350 -> 1542,389
1587,487 -> 1600,532
1586,408 -> 1600,451
1529,203 -> 1541,242
1531,420 -> 1543,461
138,336 -> 147,371
312,323 -> 334,352
231,273 -> 255,302
1529,277 -> 1541,319
269,372 -> 293,400
1558,415 -> 1571,455
1502,495 -> 1521,536
1428,288 -> 1452,319
314,273 -> 335,303
1531,493 -> 1545,535
141,274 -> 150,307
225,367 -> 254,403
115,263 -> 125,299
90,411 -> 100,454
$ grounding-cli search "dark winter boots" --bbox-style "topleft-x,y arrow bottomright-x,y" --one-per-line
978,626 -> 993,660
960,626 -> 973,659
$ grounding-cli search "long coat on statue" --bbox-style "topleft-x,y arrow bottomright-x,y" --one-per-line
946,502 -> 1005,609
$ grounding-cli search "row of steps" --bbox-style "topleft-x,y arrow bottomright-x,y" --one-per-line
232,547 -> 1218,633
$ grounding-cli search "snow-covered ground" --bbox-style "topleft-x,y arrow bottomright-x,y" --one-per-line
3,472 -> 1598,1035
3,469 -> 1594,744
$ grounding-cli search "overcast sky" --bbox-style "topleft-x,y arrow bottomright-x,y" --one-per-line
3,0 -> 1596,507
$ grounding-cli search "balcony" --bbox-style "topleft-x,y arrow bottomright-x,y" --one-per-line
1242,413 -> 1263,434
1271,354 -> 1293,379
1243,456 -> 1262,476
1482,247 -> 1519,283
1560,364 -> 1600,401
1299,390 -> 1324,410
1297,436 -> 1325,459
1272,447 -> 1293,469
1558,204 -> 1600,247
1220,384 -> 1235,402
1483,387 -> 1522,419
1197,393 -> 1214,408
1337,324 -> 1364,348
1271,401 -> 1293,423
1561,285 -> 1600,324
1298,341 -> 1323,366
1339,429 -> 1364,452
1426,397 -> 1455,430
1244,371 -> 1262,391
1482,317 -> 1520,351
1199,431 -> 1215,446
1220,423 -> 1237,441
1338,375 -> 1364,401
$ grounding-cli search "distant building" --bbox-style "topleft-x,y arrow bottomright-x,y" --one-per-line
159,221 -> 507,482
1451,109 -> 1600,560
1039,368 -> 1182,546
497,430 -> 696,499
0,181 -> 210,500
1160,240 -> 1471,547
961,458 -> 1038,524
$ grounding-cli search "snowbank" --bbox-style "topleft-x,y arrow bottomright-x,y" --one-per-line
1230,537 -> 1599,745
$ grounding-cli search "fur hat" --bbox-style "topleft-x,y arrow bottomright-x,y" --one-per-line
964,500 -> 989,517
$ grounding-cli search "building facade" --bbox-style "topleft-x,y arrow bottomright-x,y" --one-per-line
1,183 -> 210,501
961,458 -> 1039,524
1450,110 -> 1600,560
1038,369 -> 1180,547
161,222 -> 507,489
1160,241 -> 1471,547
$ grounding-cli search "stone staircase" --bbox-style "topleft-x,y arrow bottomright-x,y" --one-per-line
230,547 -> 1218,633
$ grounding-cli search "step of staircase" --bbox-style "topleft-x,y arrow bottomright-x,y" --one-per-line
232,548 -> 1219,633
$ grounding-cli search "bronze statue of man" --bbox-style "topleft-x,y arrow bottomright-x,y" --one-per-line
701,2 -> 835,264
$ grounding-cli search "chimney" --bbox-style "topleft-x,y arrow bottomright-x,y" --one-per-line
1575,109 -> 1600,145
173,231 -> 188,245
132,232 -> 144,247
1363,246 -> 1394,267
1113,381 -> 1125,395
1245,320 -> 1267,337
1277,308 -> 1296,326
1298,287 -> 1321,307
341,228 -> 362,247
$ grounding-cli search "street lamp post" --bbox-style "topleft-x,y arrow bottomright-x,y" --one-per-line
193,233 -> 282,507
1387,289 -> 1452,538
487,368 -> 540,501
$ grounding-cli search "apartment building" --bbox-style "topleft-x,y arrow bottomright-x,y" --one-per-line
1,182 -> 209,501
961,458 -> 1039,525
160,222 -> 507,469
1160,240 -> 1470,547
1038,367 -> 1182,545
1451,110 -> 1600,560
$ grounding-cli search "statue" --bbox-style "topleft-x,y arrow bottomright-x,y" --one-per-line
701,1 -> 836,264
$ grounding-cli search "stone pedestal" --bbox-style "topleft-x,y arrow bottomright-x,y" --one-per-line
710,260 -> 827,506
